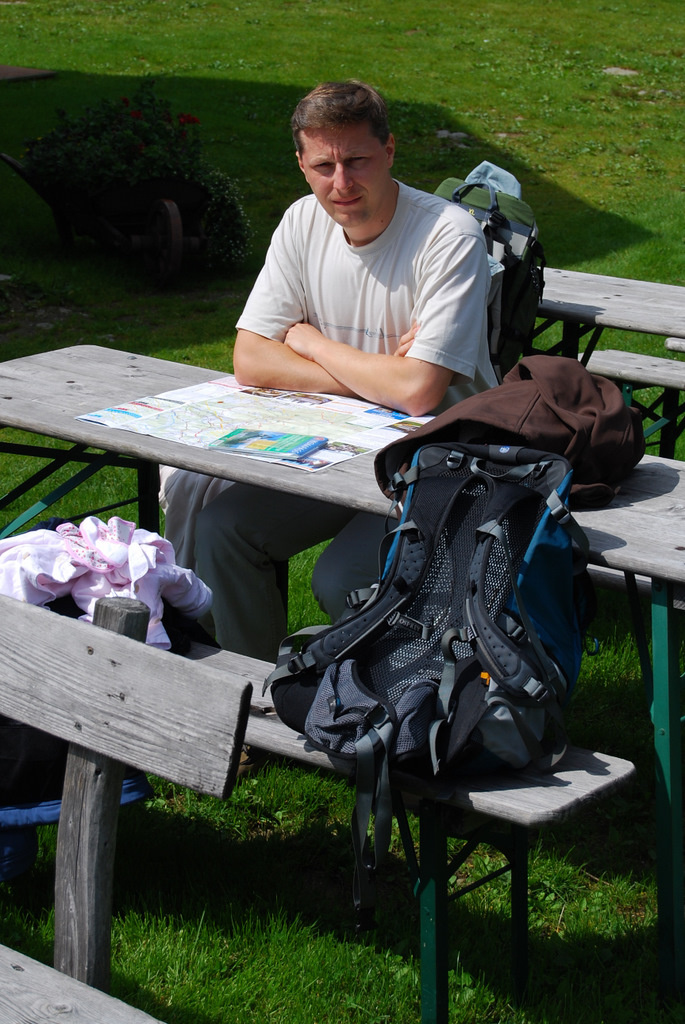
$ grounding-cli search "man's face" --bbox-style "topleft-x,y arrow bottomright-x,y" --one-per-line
296,122 -> 397,247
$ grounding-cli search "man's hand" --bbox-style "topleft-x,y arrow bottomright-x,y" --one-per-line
233,329 -> 353,395
284,322 -> 328,361
285,319 -> 451,416
394,321 -> 419,358
286,320 -> 419,362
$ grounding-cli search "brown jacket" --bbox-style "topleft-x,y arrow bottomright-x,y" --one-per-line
375,355 -> 646,508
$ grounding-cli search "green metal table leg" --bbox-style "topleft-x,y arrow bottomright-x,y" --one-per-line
660,388 -> 678,460
0,457 -> 112,538
561,322 -> 580,359
577,324 -> 604,364
0,437 -> 156,536
418,801 -> 449,1024
510,824 -> 530,1002
651,578 -> 685,996
624,571 -> 653,708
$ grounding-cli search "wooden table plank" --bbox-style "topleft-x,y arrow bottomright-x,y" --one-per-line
0,345 -> 387,515
539,267 -> 685,339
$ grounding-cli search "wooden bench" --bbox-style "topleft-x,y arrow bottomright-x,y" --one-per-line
0,595 -> 251,1024
187,642 -> 637,1020
584,348 -> 685,458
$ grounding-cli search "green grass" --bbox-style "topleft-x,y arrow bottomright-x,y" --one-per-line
1,1 -> 685,1021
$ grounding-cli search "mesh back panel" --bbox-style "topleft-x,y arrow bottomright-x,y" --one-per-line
362,476 -> 486,704
481,495 -> 545,613
360,460 -> 546,707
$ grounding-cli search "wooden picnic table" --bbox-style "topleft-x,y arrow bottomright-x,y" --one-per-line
0,346 -> 682,577
1,344 -> 685,997
535,267 -> 685,359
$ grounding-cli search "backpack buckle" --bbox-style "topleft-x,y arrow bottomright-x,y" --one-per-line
386,610 -> 429,640
287,652 -> 308,673
522,676 -> 548,702
364,704 -> 392,733
487,208 -> 507,231
446,450 -> 467,469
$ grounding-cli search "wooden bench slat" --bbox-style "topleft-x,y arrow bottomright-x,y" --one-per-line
400,747 -> 635,826
245,707 -> 635,827
0,943 -> 165,1023
187,643 -> 636,829
0,596 -> 251,799
585,348 -> 685,389
583,348 -> 685,459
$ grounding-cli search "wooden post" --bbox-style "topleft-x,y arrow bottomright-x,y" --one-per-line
54,598 -> 150,992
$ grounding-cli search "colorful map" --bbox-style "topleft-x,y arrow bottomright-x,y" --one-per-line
78,376 -> 429,471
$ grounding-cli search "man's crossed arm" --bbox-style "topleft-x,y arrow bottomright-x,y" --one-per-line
233,323 -> 454,417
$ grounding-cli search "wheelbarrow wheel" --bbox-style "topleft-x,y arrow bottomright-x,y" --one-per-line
145,198 -> 183,282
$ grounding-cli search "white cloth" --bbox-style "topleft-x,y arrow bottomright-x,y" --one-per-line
0,516 -> 213,649
237,181 -> 497,407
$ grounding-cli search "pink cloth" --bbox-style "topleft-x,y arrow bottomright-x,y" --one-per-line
0,516 -> 212,648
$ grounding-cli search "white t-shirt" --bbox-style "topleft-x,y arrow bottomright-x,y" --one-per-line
236,181 -> 497,409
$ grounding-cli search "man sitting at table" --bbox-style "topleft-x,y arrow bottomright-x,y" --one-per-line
160,79 -> 497,660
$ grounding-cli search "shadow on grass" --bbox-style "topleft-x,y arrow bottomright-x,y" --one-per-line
0,773 -> 665,1024
0,70 -> 652,282
113,795 -> 662,1022
124,788 -> 662,1020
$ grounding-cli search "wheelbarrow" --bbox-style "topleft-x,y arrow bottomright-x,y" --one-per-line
1,152 -> 210,283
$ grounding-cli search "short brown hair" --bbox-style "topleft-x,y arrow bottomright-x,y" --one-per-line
291,80 -> 390,152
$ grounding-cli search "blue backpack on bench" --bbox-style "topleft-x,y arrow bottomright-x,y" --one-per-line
267,441 -> 595,923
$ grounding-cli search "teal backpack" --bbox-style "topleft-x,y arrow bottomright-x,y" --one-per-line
435,162 -> 545,382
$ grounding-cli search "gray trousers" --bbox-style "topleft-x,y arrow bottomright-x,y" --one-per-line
160,467 -> 387,660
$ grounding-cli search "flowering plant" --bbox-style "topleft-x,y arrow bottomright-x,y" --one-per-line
22,80 -> 250,268
24,81 -> 204,193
